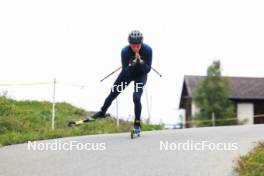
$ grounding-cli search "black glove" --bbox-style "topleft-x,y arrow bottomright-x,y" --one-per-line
129,55 -> 144,66
129,58 -> 137,66
137,57 -> 144,64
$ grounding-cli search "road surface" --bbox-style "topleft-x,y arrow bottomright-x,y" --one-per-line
0,124 -> 263,176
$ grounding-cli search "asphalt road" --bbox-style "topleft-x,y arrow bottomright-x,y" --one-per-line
0,124 -> 263,176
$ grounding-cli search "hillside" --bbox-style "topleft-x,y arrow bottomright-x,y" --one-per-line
0,96 -> 162,146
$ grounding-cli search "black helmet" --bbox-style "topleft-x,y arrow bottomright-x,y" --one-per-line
128,30 -> 143,44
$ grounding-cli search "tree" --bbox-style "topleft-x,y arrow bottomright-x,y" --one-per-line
193,60 -> 236,126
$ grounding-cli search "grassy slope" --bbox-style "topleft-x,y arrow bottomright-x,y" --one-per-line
234,142 -> 264,176
0,96 -> 162,146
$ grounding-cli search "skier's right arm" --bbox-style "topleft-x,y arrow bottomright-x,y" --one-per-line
121,49 -> 129,70
121,48 -> 135,77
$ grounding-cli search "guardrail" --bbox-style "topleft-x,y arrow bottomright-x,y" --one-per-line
176,114 -> 264,128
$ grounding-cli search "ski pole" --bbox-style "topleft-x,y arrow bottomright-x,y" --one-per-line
100,66 -> 122,82
100,66 -> 162,82
151,67 -> 162,77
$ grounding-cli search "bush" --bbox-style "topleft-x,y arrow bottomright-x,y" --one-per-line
0,97 -> 16,116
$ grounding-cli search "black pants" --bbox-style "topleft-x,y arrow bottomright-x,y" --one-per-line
101,70 -> 147,121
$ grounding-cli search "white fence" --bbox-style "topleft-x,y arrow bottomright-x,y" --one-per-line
0,79 -> 152,129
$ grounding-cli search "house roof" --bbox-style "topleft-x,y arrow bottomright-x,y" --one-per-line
184,75 -> 264,99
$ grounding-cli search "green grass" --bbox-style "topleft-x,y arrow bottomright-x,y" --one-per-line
234,141 -> 264,176
0,96 -> 163,146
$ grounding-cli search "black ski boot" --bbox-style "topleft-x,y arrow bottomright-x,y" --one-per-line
67,120 -> 76,127
91,110 -> 106,119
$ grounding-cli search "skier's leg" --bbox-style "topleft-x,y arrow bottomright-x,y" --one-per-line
93,70 -> 132,118
133,74 -> 147,127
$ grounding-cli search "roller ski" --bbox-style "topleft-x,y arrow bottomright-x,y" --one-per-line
130,121 -> 141,139
67,111 -> 108,127
67,116 -> 95,127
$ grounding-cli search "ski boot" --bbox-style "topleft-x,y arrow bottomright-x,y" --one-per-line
67,120 -> 76,127
131,120 -> 141,139
91,110 -> 107,119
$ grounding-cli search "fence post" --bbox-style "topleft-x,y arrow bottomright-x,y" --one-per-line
52,78 -> 56,130
212,112 -> 215,126
116,98 -> 119,127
